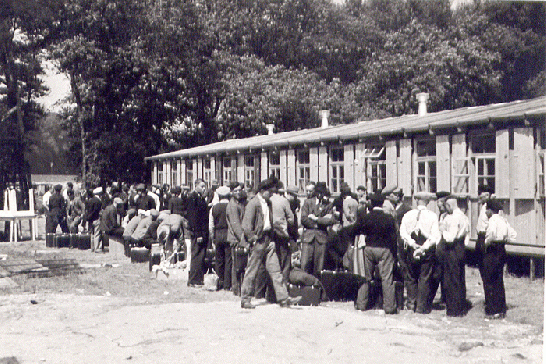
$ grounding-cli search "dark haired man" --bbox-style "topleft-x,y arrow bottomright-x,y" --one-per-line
187,179 -> 209,287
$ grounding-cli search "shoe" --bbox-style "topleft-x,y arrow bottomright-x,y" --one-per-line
279,296 -> 302,308
187,283 -> 203,288
485,313 -> 506,320
241,300 -> 255,309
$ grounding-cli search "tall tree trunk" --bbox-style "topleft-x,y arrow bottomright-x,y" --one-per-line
69,71 -> 87,188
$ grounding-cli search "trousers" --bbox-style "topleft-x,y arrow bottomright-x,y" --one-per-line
437,239 -> 467,316
476,233 -> 507,316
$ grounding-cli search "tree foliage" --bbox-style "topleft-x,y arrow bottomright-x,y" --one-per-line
12,0 -> 541,184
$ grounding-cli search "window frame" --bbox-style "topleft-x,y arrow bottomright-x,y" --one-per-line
330,146 -> 344,194
363,143 -> 386,193
414,138 -> 437,193
297,149 -> 310,193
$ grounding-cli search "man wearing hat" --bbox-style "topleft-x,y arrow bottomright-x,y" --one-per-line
209,186 -> 232,291
300,182 -> 336,277
135,184 -> 156,212
84,188 -> 103,252
46,184 -> 69,234
240,176 -> 300,308
226,182 -> 248,296
437,195 -> 470,317
342,192 -> 398,314
399,193 -> 441,313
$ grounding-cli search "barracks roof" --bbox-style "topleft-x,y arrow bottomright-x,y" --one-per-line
147,96 -> 546,161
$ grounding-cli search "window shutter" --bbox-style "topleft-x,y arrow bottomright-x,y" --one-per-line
399,139 -> 412,197
386,140 -> 398,187
436,135 -> 451,192
495,129 -> 510,199
280,149 -> 287,184
512,128 -> 535,199
318,146 -> 328,182
287,149 -> 296,186
344,144 -> 355,189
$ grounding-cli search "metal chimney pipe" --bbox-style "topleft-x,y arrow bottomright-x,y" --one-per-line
319,110 -> 330,128
416,92 -> 429,116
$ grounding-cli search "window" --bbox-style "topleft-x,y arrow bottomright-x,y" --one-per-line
269,151 -> 281,179
185,160 -> 194,191
330,147 -> 344,193
364,144 -> 386,193
203,158 -> 213,188
244,155 -> 256,191
223,157 -> 233,185
157,162 -> 164,186
171,160 -> 178,186
471,132 -> 495,193
297,150 -> 310,193
453,158 -> 470,194
415,139 -> 436,193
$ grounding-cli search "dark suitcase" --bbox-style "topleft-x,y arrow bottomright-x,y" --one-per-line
288,284 -> 322,306
69,234 -> 79,249
320,270 -> 366,302
46,233 -> 56,248
149,253 -> 161,271
131,247 -> 150,263
77,234 -> 91,250
56,233 -> 70,248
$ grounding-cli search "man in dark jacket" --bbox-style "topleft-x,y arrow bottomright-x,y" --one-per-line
84,188 -> 103,252
100,197 -> 124,251
135,184 -> 156,211
46,184 -> 68,234
343,193 -> 398,314
226,182 -> 247,296
300,182 -> 336,277
186,179 -> 209,287
210,185 -> 232,291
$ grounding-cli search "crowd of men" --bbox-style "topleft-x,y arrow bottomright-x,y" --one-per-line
41,177 -> 516,318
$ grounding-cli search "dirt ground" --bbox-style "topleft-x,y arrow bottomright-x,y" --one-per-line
0,218 -> 544,364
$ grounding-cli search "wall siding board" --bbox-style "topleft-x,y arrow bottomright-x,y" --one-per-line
354,142 -> 365,188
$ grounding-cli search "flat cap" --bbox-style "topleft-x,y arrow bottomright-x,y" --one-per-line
136,183 -> 146,191
382,184 -> 398,195
93,187 -> 103,195
54,184 -> 63,191
216,185 -> 230,197
286,185 -> 299,195
257,176 -> 278,192
435,191 -> 451,199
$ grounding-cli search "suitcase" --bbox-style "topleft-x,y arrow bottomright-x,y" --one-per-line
56,233 -> 70,248
77,234 -> 91,250
46,233 -> 56,248
149,253 -> 161,271
131,247 -> 150,263
320,270 -> 366,302
288,284 -> 322,306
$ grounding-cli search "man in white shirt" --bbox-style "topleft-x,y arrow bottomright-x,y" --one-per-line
399,193 -> 441,313
481,199 -> 516,318
437,196 -> 470,317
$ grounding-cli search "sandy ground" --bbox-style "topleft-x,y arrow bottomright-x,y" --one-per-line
1,286 -> 543,364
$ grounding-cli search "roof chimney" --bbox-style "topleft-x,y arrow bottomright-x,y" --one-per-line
266,123 -> 275,135
319,109 -> 330,128
416,92 -> 429,116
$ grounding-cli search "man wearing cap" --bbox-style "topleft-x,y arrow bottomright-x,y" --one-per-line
209,186 -> 232,291
46,184 -> 68,234
240,176 -> 300,309
99,197 -> 124,252
186,179 -> 209,287
342,193 -> 398,314
300,182 -> 336,277
226,182 -> 248,296
399,193 -> 441,313
84,188 -> 103,252
437,195 -> 470,317
480,199 -> 516,318
428,191 -> 450,307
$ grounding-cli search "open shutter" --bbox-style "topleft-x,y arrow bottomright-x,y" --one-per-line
344,144 -> 355,189
237,154 -> 244,183
261,151 -> 268,181
495,129 -> 510,199
287,148 -> 296,186
436,135 -> 451,193
386,140 -> 398,188
318,146 -> 328,183
310,147 -> 319,182
399,139 -> 412,196
512,128 -> 535,199
354,142 -> 366,188
280,149 -> 288,184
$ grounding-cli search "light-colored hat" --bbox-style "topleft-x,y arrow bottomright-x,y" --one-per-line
216,186 -> 230,197
382,184 -> 398,195
113,197 -> 124,205
286,185 -> 299,195
93,187 -> 103,195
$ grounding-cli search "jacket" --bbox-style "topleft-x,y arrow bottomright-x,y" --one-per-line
300,197 -> 336,244
226,198 -> 246,247
242,195 -> 271,244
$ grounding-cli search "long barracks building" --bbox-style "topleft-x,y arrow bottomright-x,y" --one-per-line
147,95 -> 546,258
